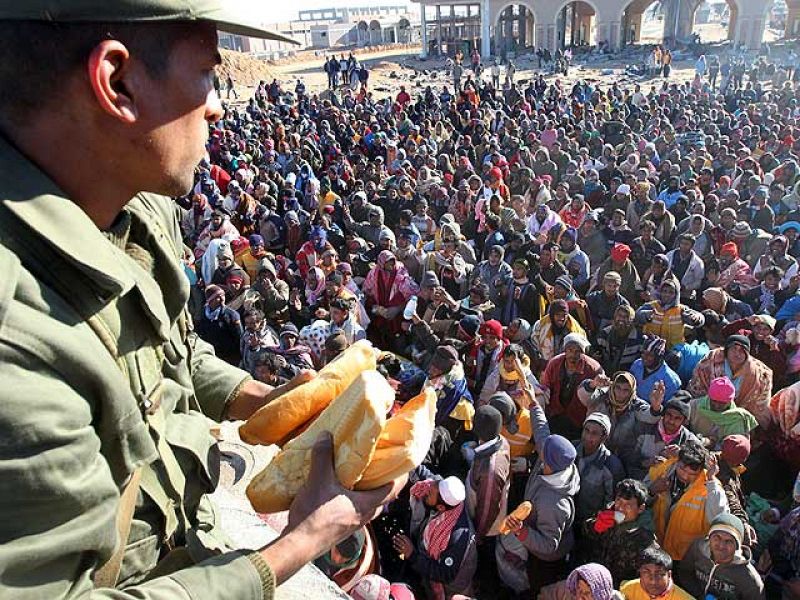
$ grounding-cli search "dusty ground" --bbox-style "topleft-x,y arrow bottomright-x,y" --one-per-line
223,20 -> 788,102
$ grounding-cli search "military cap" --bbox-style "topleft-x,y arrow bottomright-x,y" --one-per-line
0,0 -> 299,43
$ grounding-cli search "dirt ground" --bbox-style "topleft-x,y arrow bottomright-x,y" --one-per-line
223,21 -> 789,102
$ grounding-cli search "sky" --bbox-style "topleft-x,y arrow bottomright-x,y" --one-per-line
255,0 -> 416,24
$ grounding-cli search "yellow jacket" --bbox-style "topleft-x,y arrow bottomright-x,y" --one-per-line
503,409 -> 534,458
649,457 -> 728,560
619,580 -> 693,600
642,303 -> 685,349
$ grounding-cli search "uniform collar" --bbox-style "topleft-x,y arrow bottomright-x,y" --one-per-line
0,135 -> 135,299
0,136 -> 173,340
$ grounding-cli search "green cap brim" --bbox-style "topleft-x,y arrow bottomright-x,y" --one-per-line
0,0 -> 300,45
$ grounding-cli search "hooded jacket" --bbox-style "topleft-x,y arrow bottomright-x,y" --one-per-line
677,538 -> 765,599
518,405 -> 582,561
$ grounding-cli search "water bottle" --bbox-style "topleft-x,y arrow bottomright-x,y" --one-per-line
403,296 -> 418,320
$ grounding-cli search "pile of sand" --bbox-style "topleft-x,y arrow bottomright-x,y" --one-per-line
218,49 -> 275,86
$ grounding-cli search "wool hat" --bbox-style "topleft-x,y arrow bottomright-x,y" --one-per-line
610,243 -> 631,263
725,334 -> 751,353
543,435 -> 577,472
438,476 -> 466,507
420,270 -> 440,289
584,412 -> 612,436
350,574 -> 391,600
721,434 -> 751,467
458,315 -> 481,338
480,319 -> 504,339
563,332 -> 590,351
279,323 -> 299,337
720,242 -> 739,258
554,274 -> 573,292
474,405 -> 503,442
430,345 -> 459,373
336,262 -> 353,275
489,392 -> 519,434
752,314 -> 777,331
204,284 -> 225,303
663,398 -> 691,420
616,183 -> 632,195
324,331 -> 348,354
708,513 -> 745,549
562,227 -> 578,243
708,376 -> 736,404
602,271 -> 622,284
643,335 -> 667,359
732,222 -> 752,237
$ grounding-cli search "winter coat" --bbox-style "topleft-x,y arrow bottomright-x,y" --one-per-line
646,458 -> 729,560
517,405 -> 581,561
678,538 -> 765,599
573,442 -> 624,521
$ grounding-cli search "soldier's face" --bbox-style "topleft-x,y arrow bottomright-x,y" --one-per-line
137,24 -> 224,196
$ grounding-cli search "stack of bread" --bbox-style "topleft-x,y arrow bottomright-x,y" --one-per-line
240,340 -> 437,513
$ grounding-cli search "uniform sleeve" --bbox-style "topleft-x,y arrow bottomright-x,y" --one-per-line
0,346 -> 269,600
187,331 -> 251,422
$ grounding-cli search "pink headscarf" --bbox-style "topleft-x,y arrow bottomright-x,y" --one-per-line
305,266 -> 326,305
363,250 -> 419,305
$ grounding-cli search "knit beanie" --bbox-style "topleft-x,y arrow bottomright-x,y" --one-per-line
458,315 -> 481,338
350,574 -> 391,600
663,398 -> 691,420
584,412 -> 612,436
474,405 -> 503,442
708,376 -> 736,404
489,392 -> 519,434
204,284 -> 225,303
725,334 -> 751,353
708,513 -> 745,549
721,434 -> 751,467
479,319 -> 504,338
324,331 -> 348,354
566,563 -> 615,600
430,345 -> 459,373
543,434 -> 577,472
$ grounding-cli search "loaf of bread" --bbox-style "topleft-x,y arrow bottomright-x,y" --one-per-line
239,339 -> 377,446
246,369 -> 394,513
355,386 -> 437,490
499,501 -> 533,534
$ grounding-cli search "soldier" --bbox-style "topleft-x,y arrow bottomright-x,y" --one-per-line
0,3 -> 404,599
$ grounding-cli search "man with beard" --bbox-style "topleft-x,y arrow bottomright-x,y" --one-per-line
471,245 -> 513,319
532,299 -> 588,371
540,333 -> 604,439
586,271 -> 631,334
557,227 -> 590,293
593,304 -> 643,374
537,242 -> 568,286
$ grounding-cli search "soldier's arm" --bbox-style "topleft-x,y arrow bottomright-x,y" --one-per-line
0,345 -> 272,600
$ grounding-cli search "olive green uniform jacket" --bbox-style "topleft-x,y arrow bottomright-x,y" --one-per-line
0,137 -> 273,599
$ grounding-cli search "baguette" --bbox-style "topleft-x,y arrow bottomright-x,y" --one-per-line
246,370 -> 394,513
355,386 -> 437,490
239,339 -> 377,445
262,369 -> 316,404
499,501 -> 533,534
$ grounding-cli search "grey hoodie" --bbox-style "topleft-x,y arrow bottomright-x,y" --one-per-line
520,405 -> 582,561
677,537 -> 765,599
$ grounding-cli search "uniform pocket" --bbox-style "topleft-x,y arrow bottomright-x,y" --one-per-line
117,533 -> 160,587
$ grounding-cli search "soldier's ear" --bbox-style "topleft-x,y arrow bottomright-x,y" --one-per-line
87,40 -> 138,124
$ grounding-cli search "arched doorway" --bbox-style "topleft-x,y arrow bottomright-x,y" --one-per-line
493,4 -> 537,58
691,0 -> 731,43
557,0 -> 597,47
369,20 -> 382,45
620,0 -> 665,46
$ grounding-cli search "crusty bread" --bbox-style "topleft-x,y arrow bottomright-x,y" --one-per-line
239,339 -> 377,445
355,386 -> 437,490
246,370 -> 394,513
499,501 -> 533,534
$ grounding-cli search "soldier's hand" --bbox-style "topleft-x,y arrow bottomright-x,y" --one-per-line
286,432 -> 406,546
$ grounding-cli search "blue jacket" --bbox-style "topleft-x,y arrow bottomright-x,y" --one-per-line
630,359 -> 682,403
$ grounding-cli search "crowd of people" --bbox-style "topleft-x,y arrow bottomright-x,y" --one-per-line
180,43 -> 800,600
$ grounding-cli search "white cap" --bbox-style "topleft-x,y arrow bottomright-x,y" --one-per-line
616,183 -> 631,195
438,476 -> 466,507
563,332 -> 590,352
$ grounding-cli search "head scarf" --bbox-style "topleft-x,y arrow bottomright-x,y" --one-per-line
720,242 -> 739,259
305,266 -> 326,305
703,287 -> 728,314
566,563 -> 616,600
609,371 -> 637,412
362,250 -> 419,304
